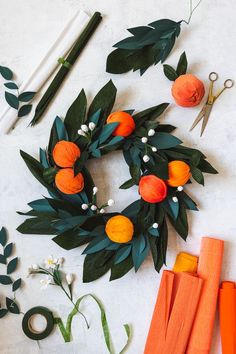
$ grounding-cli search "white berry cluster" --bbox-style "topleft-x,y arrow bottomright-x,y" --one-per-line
78,122 -> 96,137
81,186 -> 115,213
141,129 -> 157,163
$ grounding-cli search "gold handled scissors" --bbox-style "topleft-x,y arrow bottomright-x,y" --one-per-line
190,72 -> 234,136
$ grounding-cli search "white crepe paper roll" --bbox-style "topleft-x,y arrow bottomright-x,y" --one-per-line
0,10 -> 90,135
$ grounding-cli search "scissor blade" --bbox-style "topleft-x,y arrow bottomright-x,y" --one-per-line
189,107 -> 206,131
200,104 -> 213,136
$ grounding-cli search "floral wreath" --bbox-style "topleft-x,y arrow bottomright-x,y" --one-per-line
17,80 -> 217,282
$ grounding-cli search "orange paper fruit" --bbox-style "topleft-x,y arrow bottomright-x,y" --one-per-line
55,168 -> 84,194
105,215 -> 134,243
106,111 -> 136,137
139,175 -> 167,203
53,140 -> 81,168
172,74 -> 205,107
167,160 -> 191,187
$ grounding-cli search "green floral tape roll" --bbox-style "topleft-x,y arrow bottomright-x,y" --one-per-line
22,306 -> 54,340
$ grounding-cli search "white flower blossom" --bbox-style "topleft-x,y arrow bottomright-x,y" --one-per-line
152,223 -> 159,229
93,186 -> 98,195
81,124 -> 89,133
91,205 -> 97,211
81,204 -> 89,210
172,196 -> 178,203
148,129 -> 155,136
100,208 -> 105,214
151,146 -> 157,152
32,264 -> 39,270
89,122 -> 96,131
107,199 -> 114,206
141,137 -> 148,143
177,186 -> 183,192
44,255 -> 57,269
66,273 -> 73,285
56,258 -> 64,265
143,155 -> 150,163
40,275 -> 51,290
78,129 -> 86,136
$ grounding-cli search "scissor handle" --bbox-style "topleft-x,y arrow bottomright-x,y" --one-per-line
224,79 -> 234,89
209,72 -> 218,82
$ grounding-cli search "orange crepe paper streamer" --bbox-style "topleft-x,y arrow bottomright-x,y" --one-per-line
144,270 -> 203,354
219,281 -> 236,354
173,252 -> 198,273
187,237 -> 224,354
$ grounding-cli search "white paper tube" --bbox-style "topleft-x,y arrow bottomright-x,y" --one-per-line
0,10 -> 90,135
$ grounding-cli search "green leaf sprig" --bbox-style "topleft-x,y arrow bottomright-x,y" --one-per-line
29,257 -> 131,353
106,0 -> 202,75
163,51 -> 188,81
0,65 -> 36,118
0,227 -> 21,318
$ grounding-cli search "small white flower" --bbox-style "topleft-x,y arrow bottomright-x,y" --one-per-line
177,186 -> 183,192
152,223 -> 159,229
78,129 -> 86,136
91,205 -> 97,211
45,255 -> 57,269
81,203 -> 89,210
141,137 -> 148,143
172,196 -> 178,203
32,264 -> 39,270
93,186 -> 98,195
143,155 -> 150,163
151,146 -> 157,152
81,124 -> 88,132
89,122 -> 96,131
100,208 -> 105,214
107,199 -> 114,206
66,273 -> 73,285
148,129 -> 155,136
40,275 -> 51,290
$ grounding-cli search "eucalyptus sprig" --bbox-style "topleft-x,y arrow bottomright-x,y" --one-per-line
29,256 -> 132,353
0,227 -> 22,318
0,65 -> 36,118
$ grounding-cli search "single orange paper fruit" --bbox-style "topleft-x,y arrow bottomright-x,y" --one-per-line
167,160 -> 191,187
106,111 -> 136,137
105,215 -> 134,243
55,168 -> 84,194
53,140 -> 81,168
172,74 -> 205,107
139,175 -> 167,203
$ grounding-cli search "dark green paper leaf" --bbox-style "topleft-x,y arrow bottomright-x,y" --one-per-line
0,254 -> 6,264
64,89 -> 87,141
163,64 -> 178,81
0,65 -> 13,80
149,132 -> 182,149
176,51 -> 188,76
4,82 -> 18,90
4,243 -> 13,258
0,275 -> 12,285
12,278 -> 22,292
6,298 -> 20,314
18,104 -> 32,118
0,227 -> 7,246
18,91 -> 36,102
83,250 -> 114,283
5,92 -> 19,109
7,257 -> 18,274
120,179 -> 136,190
191,167 -> 204,185
0,309 -> 8,318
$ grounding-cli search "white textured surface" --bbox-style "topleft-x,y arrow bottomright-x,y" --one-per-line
0,1 -> 235,353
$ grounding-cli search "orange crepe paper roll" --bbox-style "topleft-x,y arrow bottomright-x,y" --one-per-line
219,281 -> 236,354
144,271 -> 203,354
187,237 -> 224,354
173,252 -> 198,273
